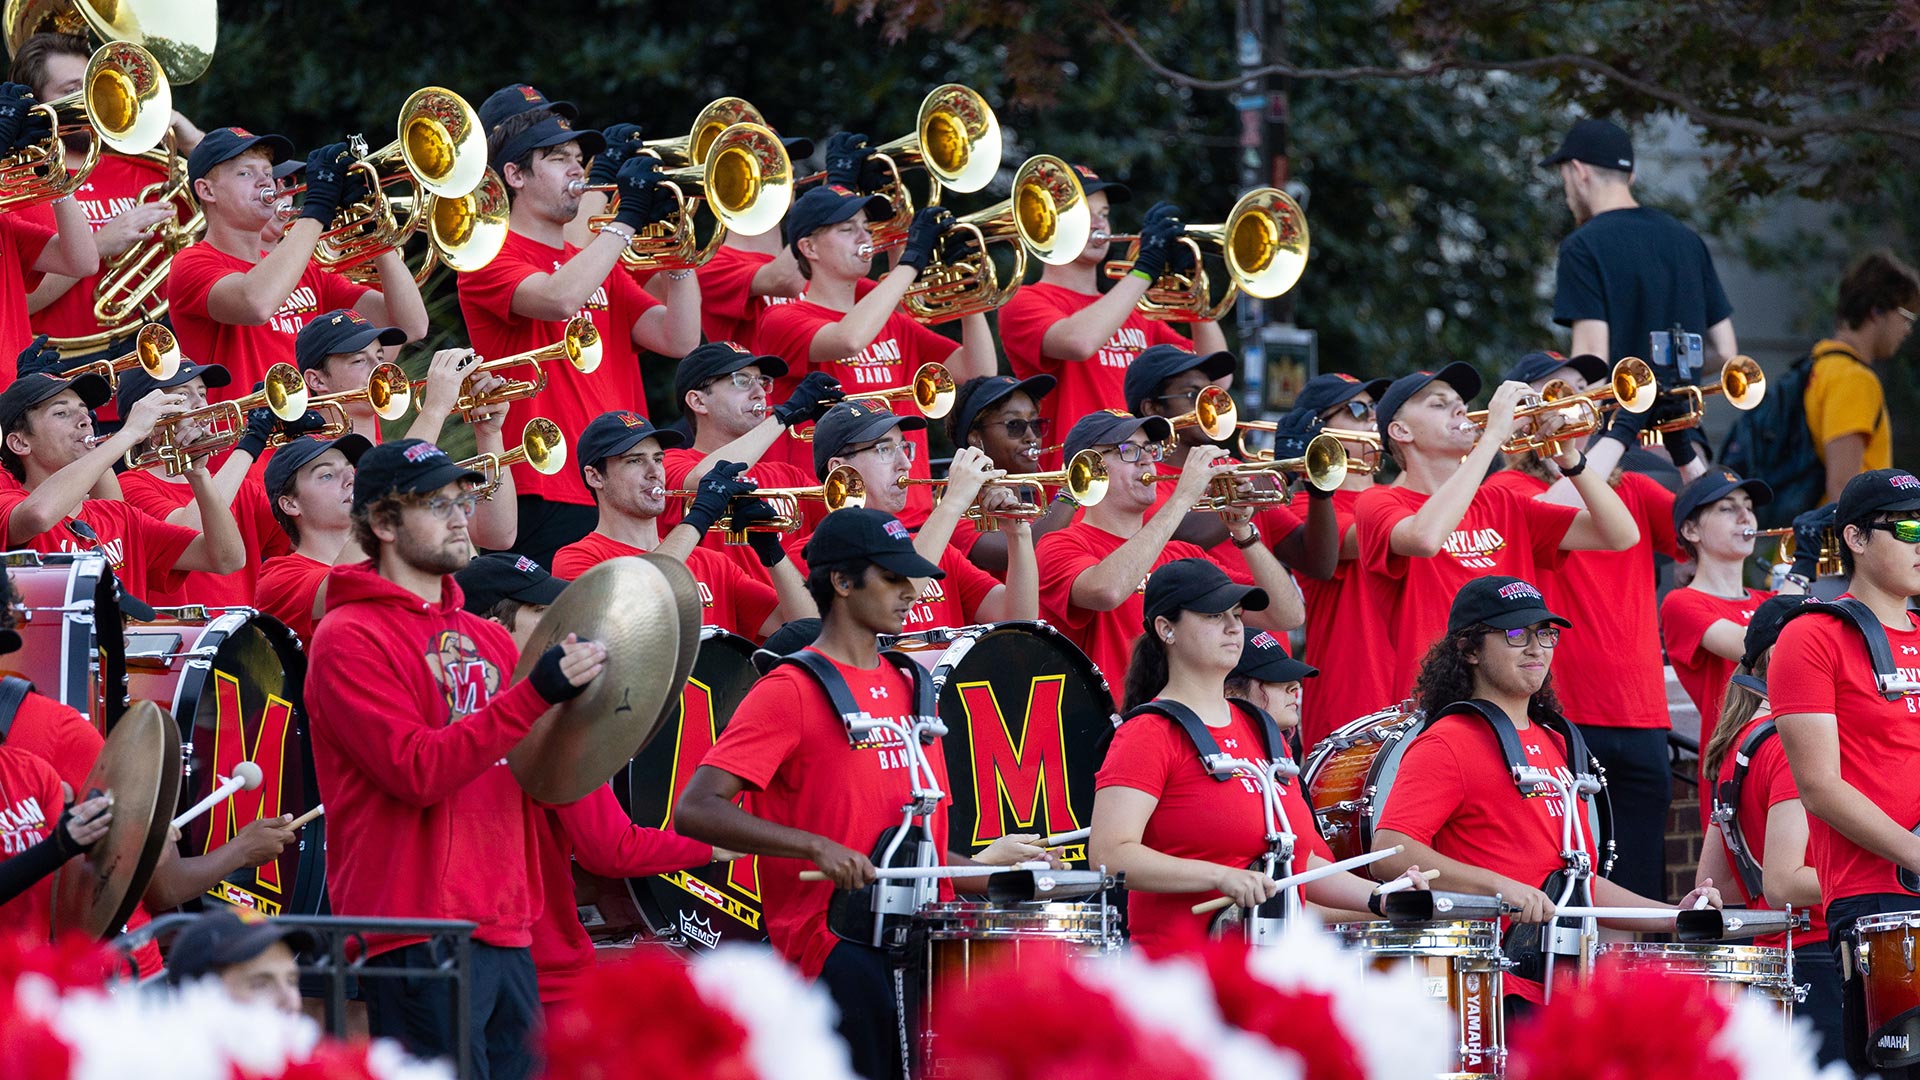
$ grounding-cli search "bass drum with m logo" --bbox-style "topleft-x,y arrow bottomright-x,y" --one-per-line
124,608 -> 324,917
887,621 -> 1119,866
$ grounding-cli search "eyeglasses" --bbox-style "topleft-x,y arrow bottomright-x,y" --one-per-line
1109,441 -> 1165,464
1325,399 -> 1376,423
704,371 -> 774,393
422,492 -> 482,520
853,438 -> 917,463
1867,518 -> 1920,543
981,417 -> 1051,440
1498,626 -> 1561,648
1151,388 -> 1205,409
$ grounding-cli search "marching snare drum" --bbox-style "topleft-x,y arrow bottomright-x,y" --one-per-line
1854,912 -> 1920,1068
1303,704 -> 1423,861
1596,941 -> 1796,1012
1335,919 -> 1505,1080
1,551 -> 126,725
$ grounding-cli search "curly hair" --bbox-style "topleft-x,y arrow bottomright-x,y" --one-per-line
1412,625 -> 1563,721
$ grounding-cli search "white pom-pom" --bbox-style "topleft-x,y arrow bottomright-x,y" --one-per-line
1711,989 -> 1852,1080
1253,918 -> 1456,1080
1081,953 -> 1304,1080
689,945 -> 859,1080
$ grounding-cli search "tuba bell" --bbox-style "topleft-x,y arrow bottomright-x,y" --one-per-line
0,40 -> 171,210
901,154 -> 1088,324
1104,187 -> 1309,321
5,0 -> 219,84
855,84 -> 1002,249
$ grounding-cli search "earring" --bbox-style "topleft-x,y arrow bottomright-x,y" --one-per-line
1164,633 -> 1174,643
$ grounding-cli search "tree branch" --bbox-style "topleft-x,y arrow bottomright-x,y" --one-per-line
1097,9 -> 1920,145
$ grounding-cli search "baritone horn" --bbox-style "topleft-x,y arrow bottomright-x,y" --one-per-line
903,154 -> 1089,323
789,363 -> 956,440
60,322 -> 180,393
464,417 -> 568,497
588,112 -> 793,271
374,316 -> 602,422
1642,356 -> 1766,435
1104,187 -> 1309,321
897,449 -> 1109,530
804,83 -> 1002,249
1750,526 -> 1844,579
0,40 -> 171,210
5,0 -> 219,84
670,465 -> 868,544
117,363 -> 307,474
1143,433 -> 1349,508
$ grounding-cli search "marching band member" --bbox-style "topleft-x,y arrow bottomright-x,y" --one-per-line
0,369 -> 243,600
304,438 -> 607,1078
1225,626 -> 1316,751
553,410 -> 814,640
1356,363 -> 1637,711
943,373 -> 1076,579
168,127 -> 428,399
254,432 -> 371,642
0,92 -> 98,378
458,107 -> 699,568
801,398 -> 1036,632
683,125 -> 818,346
1372,575 -> 1720,1013
1773,469 -> 1920,1079
1036,410 -> 1303,690
756,185 -> 997,527
257,158 -> 303,250
1092,560 -> 1411,954
675,507 -> 1046,1080
998,168 -> 1225,462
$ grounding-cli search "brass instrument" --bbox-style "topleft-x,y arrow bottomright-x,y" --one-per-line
1167,385 -> 1238,442
1237,419 -> 1381,474
121,363 -> 307,474
1103,187 -> 1309,321
902,154 -> 1089,323
1143,433 -> 1350,508
797,84 -> 1002,249
60,321 -> 178,392
1752,527 -> 1844,579
1498,357 -> 1660,456
587,110 -> 793,271
789,362 -> 956,440
669,464 -> 867,544
897,449 -> 1108,530
1643,356 -> 1767,435
5,0 -> 219,84
87,141 -> 202,334
375,317 -> 602,423
291,362 -> 414,442
463,417 -> 568,498
0,40 -> 170,209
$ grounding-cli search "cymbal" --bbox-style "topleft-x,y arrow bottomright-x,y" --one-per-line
509,554 -> 701,805
52,700 -> 179,939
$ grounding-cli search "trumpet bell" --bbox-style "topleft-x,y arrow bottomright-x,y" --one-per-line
1169,385 -> 1237,442
1723,356 -> 1766,410
133,322 -> 180,380
911,362 -> 957,420
1299,432 -> 1350,492
1063,449 -> 1109,506
426,167 -> 509,272
397,86 -> 486,199
1612,357 -> 1658,414
521,416 -> 568,475
563,316 -> 603,374
261,363 -> 309,421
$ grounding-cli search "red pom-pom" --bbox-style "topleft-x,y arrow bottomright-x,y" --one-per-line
0,932 -> 115,996
1508,965 -> 1743,1080
267,1041 -> 383,1080
0,1008 -> 73,1080
1201,943 -> 1367,1080
542,949 -> 756,1080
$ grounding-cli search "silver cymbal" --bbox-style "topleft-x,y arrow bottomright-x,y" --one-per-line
52,700 -> 179,939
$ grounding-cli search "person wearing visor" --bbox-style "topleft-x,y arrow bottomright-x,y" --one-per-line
943,372 -> 1075,579
164,909 -> 315,1016
1090,559 -> 1424,956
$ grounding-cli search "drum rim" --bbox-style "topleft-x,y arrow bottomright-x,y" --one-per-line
1854,910 -> 1920,935
1332,917 -> 1501,955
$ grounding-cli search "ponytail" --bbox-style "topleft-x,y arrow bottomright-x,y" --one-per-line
1121,623 -> 1174,713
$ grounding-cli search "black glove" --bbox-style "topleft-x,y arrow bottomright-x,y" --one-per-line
897,207 -> 952,273
15,334 -> 63,379
299,141 -> 355,223
0,83 -> 41,152
236,406 -> 327,460
731,499 -> 789,568
824,132 -> 889,192
1130,201 -> 1186,281
51,800 -> 102,857
611,155 -> 671,232
1598,397 -> 1655,450
770,371 -> 845,426
588,123 -> 647,188
680,460 -> 757,536
1662,427 -> 1704,469
528,642 -> 591,704
1789,503 -> 1837,580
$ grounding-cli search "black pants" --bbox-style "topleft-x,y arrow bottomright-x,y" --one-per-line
820,941 -> 910,1080
1829,894 -> 1920,1079
1580,725 -> 1671,899
497,496 -> 598,572
1792,938 -> 1847,1068
362,941 -> 539,1080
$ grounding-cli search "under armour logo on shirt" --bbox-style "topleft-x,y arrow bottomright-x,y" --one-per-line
1526,744 -> 1543,755
1903,646 -> 1919,656
1222,738 -> 1239,749
868,686 -> 889,700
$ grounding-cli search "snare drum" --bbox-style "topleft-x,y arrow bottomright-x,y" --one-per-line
1,551 -> 126,725
1854,912 -> 1920,1068
1598,941 -> 1795,1012
125,608 -> 323,916
1335,919 -> 1505,1080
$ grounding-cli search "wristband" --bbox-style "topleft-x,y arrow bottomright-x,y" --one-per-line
1785,572 -> 1813,589
1559,452 -> 1588,478
1367,890 -> 1384,916
600,222 -> 636,242
1231,525 -> 1262,550
1129,268 -> 1154,283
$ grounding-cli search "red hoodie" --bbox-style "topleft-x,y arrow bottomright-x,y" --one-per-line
305,561 -> 553,953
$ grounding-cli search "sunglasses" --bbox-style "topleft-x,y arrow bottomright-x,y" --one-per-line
981,417 -> 1051,440
1324,399 -> 1376,423
1866,519 -> 1920,543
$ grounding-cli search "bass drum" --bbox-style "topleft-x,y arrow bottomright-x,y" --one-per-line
1,551 -> 126,727
604,627 -> 769,951
124,609 -> 324,917
889,622 -> 1118,866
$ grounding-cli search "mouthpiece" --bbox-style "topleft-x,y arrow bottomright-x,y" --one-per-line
1741,527 -> 1757,540
566,179 -> 590,197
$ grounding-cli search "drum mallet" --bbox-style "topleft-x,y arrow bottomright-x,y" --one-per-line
1191,845 -> 1405,915
170,761 -> 263,830
288,804 -> 324,830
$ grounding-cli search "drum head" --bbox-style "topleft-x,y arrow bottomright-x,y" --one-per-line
613,628 -> 767,950
52,700 -> 179,939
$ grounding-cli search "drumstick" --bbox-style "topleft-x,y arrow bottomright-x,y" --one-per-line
1373,868 -> 1440,896
1553,905 -> 1680,921
171,762 -> 263,830
1191,846 -> 1404,916
288,804 -> 324,830
798,861 -> 1051,883
1040,827 -> 1090,847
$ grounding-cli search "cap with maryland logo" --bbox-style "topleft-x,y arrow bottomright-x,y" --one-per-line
1231,627 -> 1317,684
811,398 -> 926,480
1288,372 -> 1392,419
1672,467 -> 1773,532
352,439 -> 486,513
673,340 -> 790,402
1069,163 -> 1131,204
783,184 -> 894,249
1061,409 -> 1173,464
575,410 -> 685,480
456,551 -> 570,615
491,112 -> 605,174
295,308 -> 407,371
478,83 -> 579,130
1836,468 -> 1920,531
187,125 -> 295,184
1446,575 -> 1572,634
802,507 -> 944,580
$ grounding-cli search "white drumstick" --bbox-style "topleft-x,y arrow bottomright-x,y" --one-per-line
1554,905 -> 1680,922
798,861 -> 1051,882
171,761 -> 263,830
1693,892 -> 1712,910
1040,827 -> 1091,847
1373,868 -> 1440,896
1191,845 -> 1404,915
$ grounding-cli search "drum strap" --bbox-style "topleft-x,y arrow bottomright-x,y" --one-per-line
774,649 -> 939,744
1779,597 -> 1906,700
1440,698 -> 1601,800
1124,698 -> 1288,782
0,676 -> 33,743
1713,718 -> 1777,902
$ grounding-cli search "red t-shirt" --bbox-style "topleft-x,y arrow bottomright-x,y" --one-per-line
552,533 -> 778,640
458,230 -> 662,506
167,241 -> 369,401
1355,482 -> 1579,702
1484,470 -> 1677,729
0,211 -> 56,378
899,544 -> 1000,636
695,245 -> 776,349
0,492 -> 197,603
1662,586 -> 1773,755
755,299 -> 953,528
31,155 -> 175,344
1284,487 -> 1393,749
1035,521 -> 1231,692
1375,711 -> 1595,1003
253,552 -> 330,644
1710,712 -> 1827,946
997,282 -> 1190,469
0,746 -> 66,942
117,471 -> 292,609
1769,605 -> 1920,904
1094,702 -> 1331,956
1142,458 -> 1304,580
700,649 -> 952,977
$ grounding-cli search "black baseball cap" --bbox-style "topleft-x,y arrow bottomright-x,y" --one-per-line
1741,594 -> 1819,669
950,374 -> 1055,442
752,617 -> 823,675
783,185 -> 893,249
114,358 -> 231,418
1502,350 -> 1608,389
1232,627 -> 1316,684
1122,344 -> 1236,415
492,114 -> 605,174
1836,469 -> 1920,532
351,439 -> 485,513
1541,118 -> 1634,172
801,507 -> 943,579
1290,372 -> 1391,418
188,126 -> 295,185
1142,558 -> 1269,631
781,135 -> 816,161
296,309 -> 407,372
272,158 -> 305,182
478,83 -> 578,130
1069,163 -> 1131,205
1672,467 -> 1773,533
1062,409 -> 1173,463
812,399 -> 924,479
1446,575 -> 1571,634
265,433 -> 372,500
0,370 -> 110,429
165,909 -> 316,985
1376,361 -> 1482,445
674,341 -> 790,403
456,552 -> 569,616
576,410 -> 685,481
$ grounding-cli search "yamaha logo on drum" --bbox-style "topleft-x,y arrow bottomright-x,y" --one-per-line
1881,1033 -> 1911,1052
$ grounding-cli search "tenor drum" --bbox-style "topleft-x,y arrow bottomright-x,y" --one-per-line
124,608 -> 323,916
1,551 -> 126,725
1303,705 -> 1423,861
1596,941 -> 1795,1011
1854,912 -> 1920,1068
1335,919 -> 1505,1080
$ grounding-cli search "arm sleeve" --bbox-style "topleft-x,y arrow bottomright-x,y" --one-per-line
1255,502 -> 1304,545
1355,488 -> 1412,578
994,288 -> 1063,378
121,503 -> 200,585
554,785 -> 714,877
1092,715 -> 1176,797
165,245 -> 234,323
1373,730 -> 1467,847
318,267 -> 371,312
754,305 -> 820,372
1511,487 -> 1578,566
1636,475 -> 1680,561
1034,530 -> 1101,630
695,249 -> 766,327
720,555 -> 779,637
0,831 -> 72,906
1551,235 -> 1606,327
551,543 -> 596,580
456,246 -> 541,331
1753,738 -> 1802,812
946,549 -> 1002,622
699,672 -> 807,791
4,212 -> 54,274
902,316 -> 961,367
1659,589 -> 1712,666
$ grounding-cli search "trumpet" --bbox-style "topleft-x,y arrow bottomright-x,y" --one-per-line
376,317 -> 602,422
0,40 -> 171,210
897,449 -> 1109,531
902,154 -> 1090,324
289,363 -> 414,443
1749,527 -> 1845,579
1497,357 -> 1660,456
59,322 -> 180,393
587,111 -> 793,270
1103,187 -> 1310,321
119,363 -> 308,474
1641,356 -> 1767,435
462,417 -> 568,498
1237,419 -> 1380,473
789,363 -> 956,440
798,84 -> 1002,249
1168,385 -> 1239,442
669,465 -> 867,544
1142,433 -> 1349,509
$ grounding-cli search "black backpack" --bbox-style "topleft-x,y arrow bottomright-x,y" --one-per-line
1721,345 -> 1867,528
